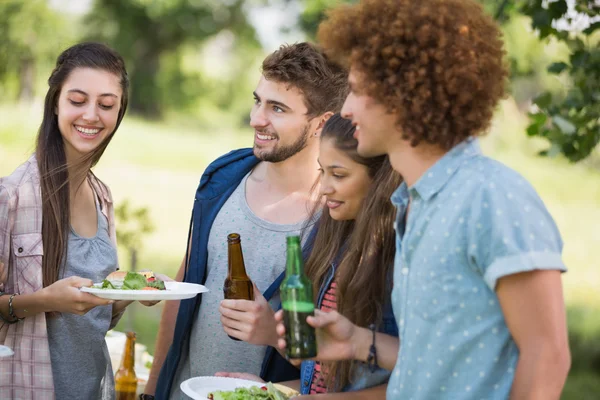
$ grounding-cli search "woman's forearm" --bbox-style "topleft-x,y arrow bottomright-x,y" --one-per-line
0,290 -> 50,319
299,383 -> 388,399
352,327 -> 400,371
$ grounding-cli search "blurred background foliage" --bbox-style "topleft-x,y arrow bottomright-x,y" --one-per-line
0,0 -> 598,397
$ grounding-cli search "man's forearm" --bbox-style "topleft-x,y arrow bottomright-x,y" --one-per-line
510,347 -> 570,400
144,299 -> 181,394
278,379 -> 301,392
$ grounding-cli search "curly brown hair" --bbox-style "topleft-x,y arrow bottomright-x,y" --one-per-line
262,42 -> 349,118
318,0 -> 508,149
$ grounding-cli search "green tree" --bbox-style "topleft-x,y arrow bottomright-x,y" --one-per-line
0,0 -> 71,101
114,199 -> 155,331
115,199 -> 155,274
86,0 -> 260,118
520,0 -> 599,162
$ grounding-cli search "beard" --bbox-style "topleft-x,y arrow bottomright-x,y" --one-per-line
253,124 -> 310,163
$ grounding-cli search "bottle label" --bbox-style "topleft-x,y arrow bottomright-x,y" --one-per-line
282,301 -> 315,313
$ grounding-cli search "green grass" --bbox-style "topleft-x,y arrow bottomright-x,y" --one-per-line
1,101 -> 599,397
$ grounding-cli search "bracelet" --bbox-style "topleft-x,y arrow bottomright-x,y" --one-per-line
0,292 -> 19,324
366,324 -> 378,372
8,294 -> 24,322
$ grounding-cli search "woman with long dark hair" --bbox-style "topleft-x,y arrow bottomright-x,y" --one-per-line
218,113 -> 400,397
0,42 -> 147,399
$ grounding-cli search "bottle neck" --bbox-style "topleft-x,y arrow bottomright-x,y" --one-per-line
121,335 -> 135,370
285,241 -> 304,276
228,241 -> 249,279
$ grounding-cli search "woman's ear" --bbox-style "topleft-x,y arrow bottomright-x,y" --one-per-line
314,111 -> 334,138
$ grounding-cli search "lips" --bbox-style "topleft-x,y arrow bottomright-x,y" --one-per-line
326,199 -> 343,209
74,125 -> 102,138
256,132 -> 276,140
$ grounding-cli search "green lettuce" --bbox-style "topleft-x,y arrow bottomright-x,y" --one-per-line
101,279 -> 116,289
209,382 -> 290,400
146,279 -> 165,290
122,271 -> 148,290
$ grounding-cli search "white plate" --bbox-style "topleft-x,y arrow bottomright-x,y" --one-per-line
180,376 -> 263,399
0,345 -> 14,358
81,281 -> 208,300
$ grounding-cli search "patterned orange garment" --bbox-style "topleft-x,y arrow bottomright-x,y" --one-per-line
309,281 -> 337,394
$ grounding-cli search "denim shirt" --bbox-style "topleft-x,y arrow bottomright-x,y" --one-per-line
386,138 -> 565,399
300,263 -> 398,394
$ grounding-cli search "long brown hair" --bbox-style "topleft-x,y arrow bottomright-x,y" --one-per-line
303,114 -> 401,390
36,42 -> 129,288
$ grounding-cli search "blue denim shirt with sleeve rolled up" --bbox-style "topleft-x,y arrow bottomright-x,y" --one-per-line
386,138 -> 566,399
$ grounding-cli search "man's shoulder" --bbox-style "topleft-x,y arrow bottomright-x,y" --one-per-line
196,148 -> 259,199
454,155 -> 536,195
210,148 -> 256,166
204,148 -> 258,176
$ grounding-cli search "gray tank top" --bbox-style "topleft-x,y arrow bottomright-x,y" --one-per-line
47,197 -> 118,400
171,172 -> 316,399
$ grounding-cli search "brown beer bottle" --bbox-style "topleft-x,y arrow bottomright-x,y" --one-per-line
115,331 -> 137,400
223,233 -> 254,340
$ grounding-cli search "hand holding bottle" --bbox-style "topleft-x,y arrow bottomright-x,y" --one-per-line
220,282 -> 278,346
275,308 -> 359,362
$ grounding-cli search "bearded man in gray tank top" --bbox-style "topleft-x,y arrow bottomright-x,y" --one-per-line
142,43 -> 349,400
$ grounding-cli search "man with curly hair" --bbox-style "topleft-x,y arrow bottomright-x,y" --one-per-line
274,0 -> 571,399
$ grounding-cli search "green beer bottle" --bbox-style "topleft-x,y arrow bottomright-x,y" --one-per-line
280,235 -> 317,359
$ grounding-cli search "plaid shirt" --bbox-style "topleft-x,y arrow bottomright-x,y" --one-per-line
0,156 -> 118,399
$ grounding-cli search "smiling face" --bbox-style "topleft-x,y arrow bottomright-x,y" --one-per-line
250,76 -> 320,163
56,67 -> 122,162
318,137 -> 372,221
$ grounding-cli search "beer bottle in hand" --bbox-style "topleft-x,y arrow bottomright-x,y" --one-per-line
223,233 -> 254,341
115,331 -> 137,400
280,235 -> 317,359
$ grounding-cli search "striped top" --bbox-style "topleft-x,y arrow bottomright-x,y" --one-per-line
309,281 -> 337,394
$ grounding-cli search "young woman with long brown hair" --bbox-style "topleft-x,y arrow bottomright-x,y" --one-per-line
0,42 -> 153,399
218,113 -> 400,397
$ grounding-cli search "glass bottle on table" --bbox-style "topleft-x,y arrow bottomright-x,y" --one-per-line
115,331 -> 137,400
223,233 -> 254,341
280,235 -> 317,358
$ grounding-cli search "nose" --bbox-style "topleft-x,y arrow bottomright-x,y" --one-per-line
340,95 -> 352,120
82,103 -> 99,123
320,176 -> 334,196
250,104 -> 268,129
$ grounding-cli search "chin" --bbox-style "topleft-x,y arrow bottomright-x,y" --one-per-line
356,145 -> 384,158
329,210 -> 353,221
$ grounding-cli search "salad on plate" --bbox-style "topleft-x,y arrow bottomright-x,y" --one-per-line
208,382 -> 295,400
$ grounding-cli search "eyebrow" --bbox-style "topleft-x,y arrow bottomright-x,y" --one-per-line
253,91 -> 291,111
67,89 -> 118,98
317,159 -> 348,170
